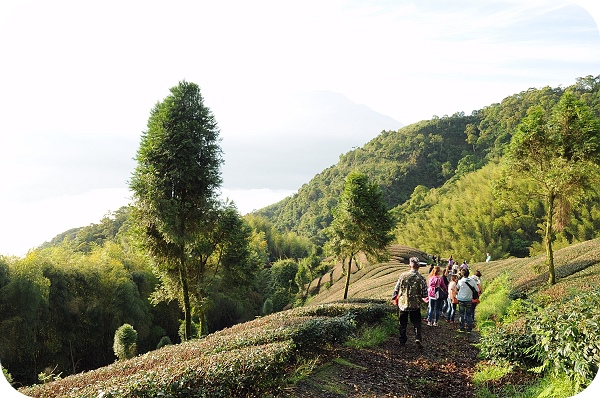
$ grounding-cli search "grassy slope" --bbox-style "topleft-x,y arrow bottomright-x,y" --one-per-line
310,239 -> 600,305
19,239 -> 600,397
307,245 -> 429,304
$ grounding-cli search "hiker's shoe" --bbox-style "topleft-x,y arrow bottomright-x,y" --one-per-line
415,339 -> 423,349
427,321 -> 432,326
433,322 -> 438,327
458,329 -> 465,333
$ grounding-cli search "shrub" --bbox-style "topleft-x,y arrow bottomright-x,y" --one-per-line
2,366 -> 12,385
113,324 -> 138,361
178,321 -> 199,341
262,297 -> 274,315
477,317 -> 539,366
293,314 -> 356,350
478,289 -> 600,390
294,300 -> 392,326
528,290 -> 600,388
156,336 -> 172,349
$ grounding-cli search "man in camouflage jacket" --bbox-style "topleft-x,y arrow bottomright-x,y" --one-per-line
392,257 -> 428,348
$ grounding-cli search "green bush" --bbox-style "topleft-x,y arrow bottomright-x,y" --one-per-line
178,321 -> 199,341
477,317 -> 539,366
478,290 -> 600,390
2,366 -> 13,385
293,314 -> 356,350
156,336 -> 172,349
113,324 -> 138,361
293,300 -> 392,326
528,290 -> 600,388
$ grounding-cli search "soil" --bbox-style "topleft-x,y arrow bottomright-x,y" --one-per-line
283,317 -> 482,398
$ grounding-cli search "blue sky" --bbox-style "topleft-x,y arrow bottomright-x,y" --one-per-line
1,0 -> 599,257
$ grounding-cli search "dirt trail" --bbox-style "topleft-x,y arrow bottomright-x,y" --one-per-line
285,318 -> 480,397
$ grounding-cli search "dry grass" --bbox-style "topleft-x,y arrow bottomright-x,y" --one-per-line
308,239 -> 600,305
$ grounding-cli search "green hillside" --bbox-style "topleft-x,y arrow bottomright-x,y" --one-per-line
256,76 -> 600,257
7,75 -> 600,396
20,238 -> 600,397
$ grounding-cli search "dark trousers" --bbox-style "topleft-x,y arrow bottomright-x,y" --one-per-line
458,301 -> 473,331
398,309 -> 422,345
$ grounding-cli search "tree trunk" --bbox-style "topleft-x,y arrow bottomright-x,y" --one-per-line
545,193 -> 556,285
179,255 -> 192,340
343,255 -> 353,300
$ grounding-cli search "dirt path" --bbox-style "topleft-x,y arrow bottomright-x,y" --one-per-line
284,318 -> 480,397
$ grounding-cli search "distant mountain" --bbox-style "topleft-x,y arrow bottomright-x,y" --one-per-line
254,76 -> 600,248
220,90 -> 403,191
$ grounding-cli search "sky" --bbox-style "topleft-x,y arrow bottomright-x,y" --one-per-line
1,0 -> 599,257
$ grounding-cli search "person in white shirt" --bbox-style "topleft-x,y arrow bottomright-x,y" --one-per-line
456,268 -> 477,333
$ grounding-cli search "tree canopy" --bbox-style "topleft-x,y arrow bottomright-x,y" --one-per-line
325,171 -> 394,299
503,91 -> 600,284
129,80 -> 224,340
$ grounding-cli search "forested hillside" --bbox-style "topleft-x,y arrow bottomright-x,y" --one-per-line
3,75 -> 600,392
256,76 -> 600,260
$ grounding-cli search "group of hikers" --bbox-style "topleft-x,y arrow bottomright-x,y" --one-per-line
391,256 -> 482,348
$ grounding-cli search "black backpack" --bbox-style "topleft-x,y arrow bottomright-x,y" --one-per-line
465,280 -> 479,300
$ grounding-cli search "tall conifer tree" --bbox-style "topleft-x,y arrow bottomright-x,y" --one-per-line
130,81 -> 223,340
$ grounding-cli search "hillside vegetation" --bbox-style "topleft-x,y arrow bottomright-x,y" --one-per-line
4,75 -> 600,395
257,76 -> 600,261
19,238 -> 600,397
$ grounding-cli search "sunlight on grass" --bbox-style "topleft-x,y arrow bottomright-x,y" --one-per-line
475,373 -> 580,398
473,361 -> 512,385
333,357 -> 367,370
287,357 -> 320,384
476,272 -> 511,328
343,314 -> 396,349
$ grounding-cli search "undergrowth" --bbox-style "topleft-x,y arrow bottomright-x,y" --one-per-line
475,270 -> 600,397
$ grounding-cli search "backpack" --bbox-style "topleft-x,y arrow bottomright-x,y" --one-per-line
429,276 -> 447,300
465,280 -> 479,300
436,285 -> 448,300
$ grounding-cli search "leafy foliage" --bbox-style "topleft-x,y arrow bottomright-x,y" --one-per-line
528,290 -> 600,388
325,171 -> 394,299
478,287 -> 600,390
113,324 -> 138,361
19,301 -> 392,398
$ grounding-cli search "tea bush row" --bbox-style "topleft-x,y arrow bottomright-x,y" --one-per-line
20,300 -> 391,398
